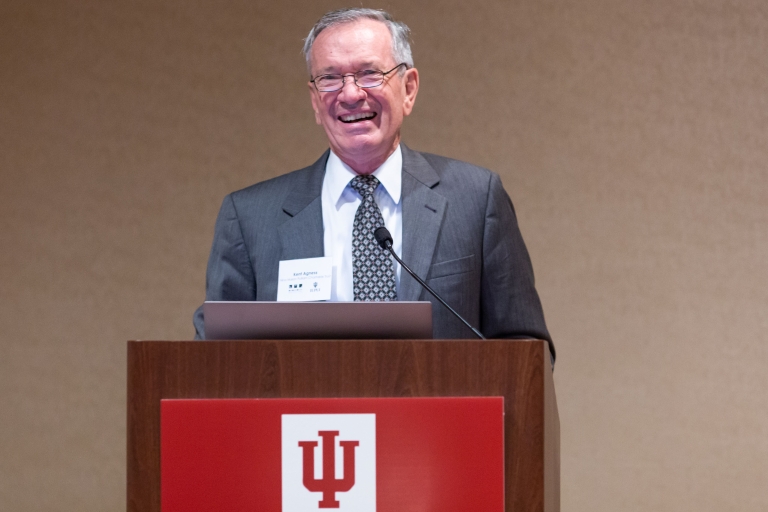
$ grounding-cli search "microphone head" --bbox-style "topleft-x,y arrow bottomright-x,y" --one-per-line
374,227 -> 393,248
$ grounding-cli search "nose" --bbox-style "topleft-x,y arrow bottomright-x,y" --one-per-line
337,76 -> 366,105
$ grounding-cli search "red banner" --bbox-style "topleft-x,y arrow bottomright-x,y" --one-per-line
161,397 -> 504,512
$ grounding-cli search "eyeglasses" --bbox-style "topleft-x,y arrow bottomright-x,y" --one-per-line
310,63 -> 407,92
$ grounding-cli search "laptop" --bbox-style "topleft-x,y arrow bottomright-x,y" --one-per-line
203,301 -> 432,340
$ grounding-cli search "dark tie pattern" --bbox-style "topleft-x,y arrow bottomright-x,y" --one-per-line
349,175 -> 398,301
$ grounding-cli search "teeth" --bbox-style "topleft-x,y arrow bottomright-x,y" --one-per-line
340,112 -> 375,122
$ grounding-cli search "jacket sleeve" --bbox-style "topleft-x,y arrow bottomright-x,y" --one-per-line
193,194 -> 257,339
480,173 -> 555,361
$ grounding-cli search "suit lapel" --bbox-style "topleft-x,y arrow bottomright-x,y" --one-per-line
277,151 -> 328,261
275,147 -> 446,299
400,145 -> 447,301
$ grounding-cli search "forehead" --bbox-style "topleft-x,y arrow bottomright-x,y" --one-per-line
310,19 -> 394,73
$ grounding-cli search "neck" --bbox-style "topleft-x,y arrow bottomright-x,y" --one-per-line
336,137 -> 400,175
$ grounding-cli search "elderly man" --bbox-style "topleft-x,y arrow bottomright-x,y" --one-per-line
193,8 -> 553,359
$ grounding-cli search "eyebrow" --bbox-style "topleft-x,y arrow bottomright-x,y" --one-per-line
315,62 -> 380,75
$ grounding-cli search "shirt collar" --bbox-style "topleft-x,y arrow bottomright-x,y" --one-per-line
325,145 -> 403,205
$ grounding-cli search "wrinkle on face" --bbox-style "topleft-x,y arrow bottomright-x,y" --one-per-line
308,19 -> 419,174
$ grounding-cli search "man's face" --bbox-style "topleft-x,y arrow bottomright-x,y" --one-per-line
308,19 -> 419,174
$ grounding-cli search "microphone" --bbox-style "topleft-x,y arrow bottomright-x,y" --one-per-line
374,227 -> 486,340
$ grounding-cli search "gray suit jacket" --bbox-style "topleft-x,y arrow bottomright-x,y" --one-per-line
193,145 -> 553,358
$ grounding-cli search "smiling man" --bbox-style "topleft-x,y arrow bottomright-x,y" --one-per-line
307,16 -> 418,175
193,8 -> 553,359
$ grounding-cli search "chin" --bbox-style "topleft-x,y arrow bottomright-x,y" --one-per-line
338,136 -> 383,155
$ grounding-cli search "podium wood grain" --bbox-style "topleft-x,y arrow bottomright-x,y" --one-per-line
127,339 -> 559,512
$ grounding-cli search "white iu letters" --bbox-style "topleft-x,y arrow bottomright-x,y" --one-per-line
282,414 -> 376,511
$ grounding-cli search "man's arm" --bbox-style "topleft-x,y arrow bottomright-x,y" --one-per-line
193,194 -> 257,339
480,173 -> 554,360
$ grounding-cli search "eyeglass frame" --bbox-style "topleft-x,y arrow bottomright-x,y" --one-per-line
309,63 -> 408,93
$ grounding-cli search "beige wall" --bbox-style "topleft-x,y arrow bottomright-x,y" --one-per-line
1,0 -> 766,510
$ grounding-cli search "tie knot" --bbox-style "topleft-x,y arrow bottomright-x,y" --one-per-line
349,174 -> 380,198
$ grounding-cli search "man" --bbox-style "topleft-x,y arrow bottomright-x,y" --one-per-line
193,8 -> 553,360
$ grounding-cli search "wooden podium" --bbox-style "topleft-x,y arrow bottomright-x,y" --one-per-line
127,339 -> 559,512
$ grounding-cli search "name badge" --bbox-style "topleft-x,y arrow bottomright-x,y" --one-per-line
277,257 -> 332,302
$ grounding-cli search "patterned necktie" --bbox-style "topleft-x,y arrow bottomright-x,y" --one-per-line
349,175 -> 398,301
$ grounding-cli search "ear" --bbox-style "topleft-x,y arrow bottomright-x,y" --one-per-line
308,82 -> 322,125
401,67 -> 420,117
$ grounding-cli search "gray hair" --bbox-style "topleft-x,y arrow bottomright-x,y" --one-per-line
303,8 -> 414,75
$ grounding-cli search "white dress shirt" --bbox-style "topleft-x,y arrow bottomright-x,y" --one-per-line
321,145 -> 403,301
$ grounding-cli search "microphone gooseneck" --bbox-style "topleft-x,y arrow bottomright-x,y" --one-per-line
373,227 -> 486,340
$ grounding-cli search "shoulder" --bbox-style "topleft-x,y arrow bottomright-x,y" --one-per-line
404,146 -> 501,195
418,151 -> 492,175
225,152 -> 328,209
231,162 -> 324,199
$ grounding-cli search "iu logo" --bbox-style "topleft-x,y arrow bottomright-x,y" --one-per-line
299,431 -> 358,507
282,414 -> 376,511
